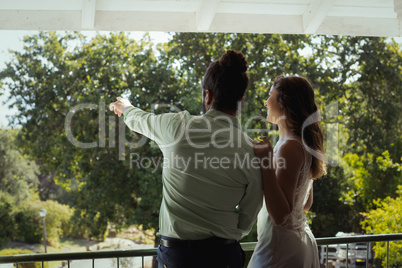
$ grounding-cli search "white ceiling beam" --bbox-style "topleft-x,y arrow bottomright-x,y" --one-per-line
395,0 -> 402,20
0,10 -> 82,30
318,16 -> 400,37
82,0 -> 96,29
395,0 -> 402,35
329,6 -> 396,18
96,0 -> 197,12
197,0 -> 220,31
0,0 -> 82,10
303,0 -> 334,34
217,2 -> 307,15
336,0 -> 393,8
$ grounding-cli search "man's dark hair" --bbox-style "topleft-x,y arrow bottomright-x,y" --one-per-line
202,50 -> 249,112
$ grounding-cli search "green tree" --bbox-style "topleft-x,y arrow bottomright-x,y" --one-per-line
0,129 -> 39,245
307,36 -> 402,235
350,38 -> 402,157
0,32 -> 180,242
361,185 -> 402,267
343,151 -> 402,211
339,39 -> 402,232
0,129 -> 38,204
35,200 -> 74,246
2,31 -> 401,249
0,200 -> 14,247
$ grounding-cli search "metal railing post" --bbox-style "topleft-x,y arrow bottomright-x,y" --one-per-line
0,234 -> 401,267
366,242 -> 369,268
386,241 -> 389,268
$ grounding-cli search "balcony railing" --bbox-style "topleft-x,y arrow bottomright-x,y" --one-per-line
0,233 -> 401,268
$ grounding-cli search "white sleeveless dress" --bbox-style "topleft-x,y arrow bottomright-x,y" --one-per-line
248,138 -> 320,268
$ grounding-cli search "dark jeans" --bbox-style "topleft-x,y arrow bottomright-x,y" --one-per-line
156,236 -> 245,268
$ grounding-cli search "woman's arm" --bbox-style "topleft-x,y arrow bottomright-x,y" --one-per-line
303,186 -> 313,212
254,136 -> 304,225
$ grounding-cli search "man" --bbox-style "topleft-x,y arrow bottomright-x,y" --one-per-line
110,50 -> 262,268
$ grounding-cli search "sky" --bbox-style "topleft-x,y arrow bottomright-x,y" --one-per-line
0,30 -> 171,128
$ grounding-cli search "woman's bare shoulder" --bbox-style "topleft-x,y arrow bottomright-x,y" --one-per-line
276,139 -> 304,169
277,139 -> 303,154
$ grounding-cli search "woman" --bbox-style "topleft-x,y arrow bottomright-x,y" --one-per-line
248,76 -> 327,267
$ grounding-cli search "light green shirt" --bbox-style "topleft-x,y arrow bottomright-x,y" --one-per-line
124,107 -> 263,240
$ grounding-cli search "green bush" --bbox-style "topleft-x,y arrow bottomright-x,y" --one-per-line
11,200 -> 73,245
14,209 -> 42,244
13,209 -> 42,244
69,211 -> 108,241
39,200 -> 74,245
27,200 -> 73,246
361,185 -> 402,267
0,199 -> 15,247
0,249 -> 48,268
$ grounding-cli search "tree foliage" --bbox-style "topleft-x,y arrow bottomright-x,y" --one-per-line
0,129 -> 39,246
0,129 -> 74,246
0,32 -> 401,246
343,151 -> 402,210
361,185 -> 402,267
0,129 -> 38,204
0,32 -> 181,240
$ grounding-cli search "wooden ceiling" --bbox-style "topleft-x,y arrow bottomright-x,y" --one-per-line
1,0 -> 401,36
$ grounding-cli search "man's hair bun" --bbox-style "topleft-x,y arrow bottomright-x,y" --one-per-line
202,49 -> 249,112
218,50 -> 248,73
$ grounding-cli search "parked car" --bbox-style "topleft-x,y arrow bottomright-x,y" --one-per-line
320,232 -> 373,268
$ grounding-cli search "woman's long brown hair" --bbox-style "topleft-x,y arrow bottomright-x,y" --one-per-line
273,75 -> 327,179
